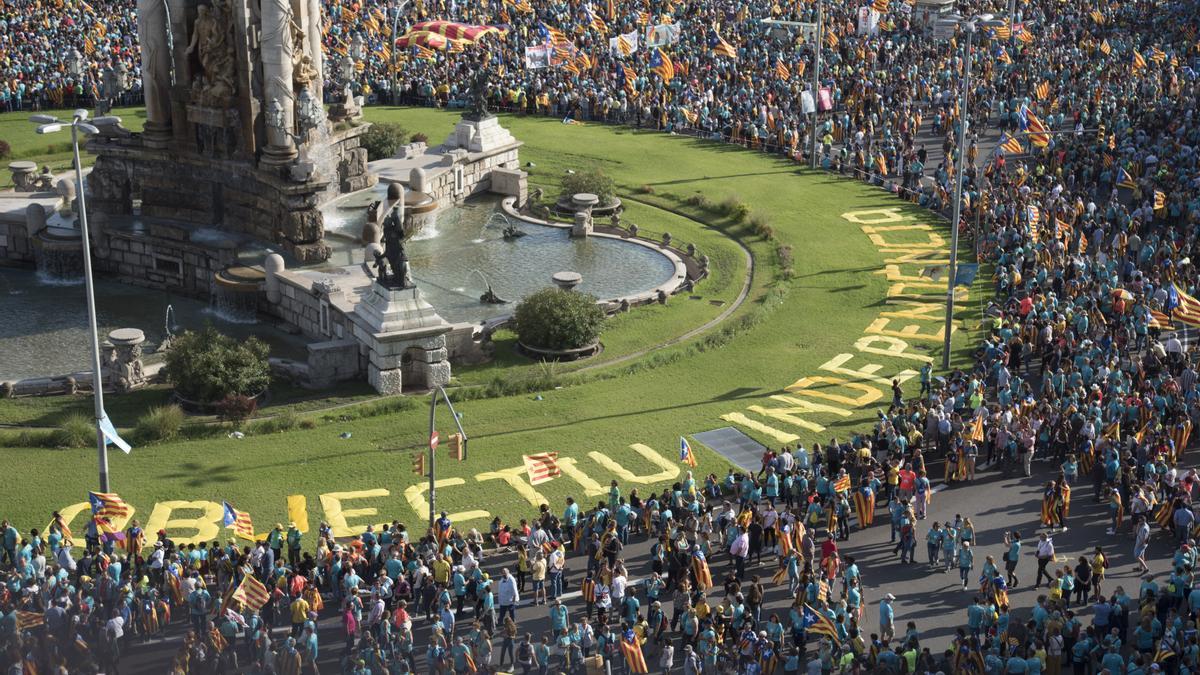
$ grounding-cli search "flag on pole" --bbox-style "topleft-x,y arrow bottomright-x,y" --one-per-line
1117,168 -> 1137,189
802,605 -> 841,643
968,415 -> 985,442
230,574 -> 272,612
1099,39 -> 1111,55
709,30 -> 737,58
999,134 -> 1024,155
1034,81 -> 1050,100
1132,50 -> 1147,70
650,48 -> 675,81
16,611 -> 44,632
776,60 -> 791,79
523,453 -> 562,485
222,502 -> 256,541
88,492 -> 132,518
1150,47 -> 1166,63
679,437 -> 697,467
871,0 -> 888,13
1089,10 -> 1104,23
832,475 -> 851,493
99,411 -> 132,454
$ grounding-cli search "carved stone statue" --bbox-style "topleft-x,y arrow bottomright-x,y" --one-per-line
137,0 -> 172,126
373,206 -> 413,289
338,52 -> 356,84
290,19 -> 318,89
186,0 -> 237,107
466,67 -> 491,120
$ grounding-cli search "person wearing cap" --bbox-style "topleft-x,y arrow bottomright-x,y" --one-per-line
286,522 -> 302,567
880,593 -> 896,641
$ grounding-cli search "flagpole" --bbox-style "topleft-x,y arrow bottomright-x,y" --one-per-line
942,25 -> 973,370
809,0 -> 822,170
428,388 -> 437,530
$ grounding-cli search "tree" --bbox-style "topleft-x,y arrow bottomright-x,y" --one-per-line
513,289 -> 605,351
163,326 -> 271,404
561,167 -> 616,204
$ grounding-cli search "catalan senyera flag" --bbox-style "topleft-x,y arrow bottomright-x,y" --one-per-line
230,574 -> 272,612
776,60 -> 791,79
16,611 -> 44,632
1132,50 -> 1147,70
680,437 -> 698,467
968,415 -> 985,442
876,154 -> 888,176
619,630 -> 649,673
1102,420 -> 1122,440
88,492 -> 132,519
340,6 -> 357,22
623,65 -> 636,94
825,29 -> 839,48
1154,190 -> 1167,211
871,0 -> 888,13
832,474 -> 851,493
523,453 -> 562,485
1150,47 -> 1166,63
852,487 -> 875,528
617,34 -> 634,56
1100,39 -> 1112,55
771,565 -> 789,585
1089,9 -> 1104,23
222,502 -> 255,541
1035,81 -> 1050,100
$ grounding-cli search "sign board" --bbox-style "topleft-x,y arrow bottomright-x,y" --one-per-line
759,19 -> 818,44
818,87 -> 834,112
800,90 -> 816,115
524,45 -> 551,69
932,19 -> 958,41
954,263 -> 980,287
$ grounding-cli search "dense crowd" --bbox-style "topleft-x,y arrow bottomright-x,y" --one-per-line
6,0 -> 1200,671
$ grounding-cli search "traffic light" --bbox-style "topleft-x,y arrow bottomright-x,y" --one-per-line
450,433 -> 465,461
412,452 -> 425,476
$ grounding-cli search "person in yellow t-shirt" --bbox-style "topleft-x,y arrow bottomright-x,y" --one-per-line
290,595 -> 309,636
432,554 -> 451,586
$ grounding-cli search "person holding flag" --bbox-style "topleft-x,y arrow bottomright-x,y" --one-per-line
679,436 -> 697,468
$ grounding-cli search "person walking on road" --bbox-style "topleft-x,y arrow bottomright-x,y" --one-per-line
1035,534 -> 1055,588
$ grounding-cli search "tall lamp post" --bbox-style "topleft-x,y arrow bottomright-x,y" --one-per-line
941,18 -> 1004,370
390,1 -> 411,105
30,110 -> 123,491
808,0 -> 823,169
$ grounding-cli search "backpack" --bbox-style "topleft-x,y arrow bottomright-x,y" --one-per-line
517,641 -> 534,664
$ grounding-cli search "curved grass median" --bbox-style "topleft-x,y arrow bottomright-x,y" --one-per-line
0,108 -> 984,541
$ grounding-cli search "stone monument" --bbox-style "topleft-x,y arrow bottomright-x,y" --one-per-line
351,183 -> 452,394
441,67 -> 517,153
84,0 -> 374,290
101,328 -> 148,392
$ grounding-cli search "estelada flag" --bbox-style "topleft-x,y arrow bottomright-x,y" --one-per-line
89,492 -> 132,519
16,611 -> 43,632
852,488 -> 874,528
619,630 -> 649,673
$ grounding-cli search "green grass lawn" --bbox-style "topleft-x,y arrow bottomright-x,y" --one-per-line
0,106 -> 984,542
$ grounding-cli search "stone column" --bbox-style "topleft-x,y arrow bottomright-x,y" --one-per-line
260,0 -> 297,165
166,0 -> 192,145
138,0 -> 174,147
305,0 -> 324,101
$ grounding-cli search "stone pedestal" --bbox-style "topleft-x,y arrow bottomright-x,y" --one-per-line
443,115 -> 518,154
354,282 -> 452,394
101,328 -> 148,392
571,210 -> 593,238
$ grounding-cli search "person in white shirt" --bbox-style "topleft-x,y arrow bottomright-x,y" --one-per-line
1035,534 -> 1055,588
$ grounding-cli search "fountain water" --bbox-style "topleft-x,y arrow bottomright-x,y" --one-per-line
209,266 -> 264,324
470,269 -> 508,305
33,228 -> 85,284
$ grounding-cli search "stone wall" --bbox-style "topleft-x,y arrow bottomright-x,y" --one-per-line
86,125 -> 373,265
97,223 -> 236,295
421,147 -> 520,207
0,221 -> 32,265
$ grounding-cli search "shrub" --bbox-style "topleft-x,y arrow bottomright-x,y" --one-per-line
216,394 -> 258,428
410,132 -> 429,144
777,244 -> 794,269
720,195 -> 751,223
684,194 -> 710,209
514,288 -> 605,351
135,405 -> 185,442
274,407 -> 299,431
55,413 -> 93,448
299,418 -> 317,430
164,326 -> 271,404
561,167 -> 616,203
751,213 -> 774,240
0,139 -> 11,160
360,122 -> 409,161
636,184 -> 655,194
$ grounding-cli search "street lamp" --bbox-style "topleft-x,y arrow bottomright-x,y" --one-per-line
30,109 -> 124,492
940,18 -> 1004,370
390,1 -> 412,105
808,0 -> 824,169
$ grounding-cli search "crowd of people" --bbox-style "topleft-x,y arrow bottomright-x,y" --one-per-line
5,0 -> 1200,670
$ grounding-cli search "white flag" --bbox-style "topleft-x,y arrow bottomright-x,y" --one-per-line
99,411 -> 132,454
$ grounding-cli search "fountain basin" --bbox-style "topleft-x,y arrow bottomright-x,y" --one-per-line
32,226 -> 84,282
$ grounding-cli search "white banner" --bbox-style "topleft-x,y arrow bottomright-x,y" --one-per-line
525,44 -> 552,69
644,22 -> 682,47
609,30 -> 640,55
857,7 -> 880,35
